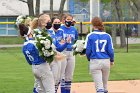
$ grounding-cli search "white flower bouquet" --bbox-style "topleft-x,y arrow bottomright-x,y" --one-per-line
15,15 -> 26,26
34,28 -> 56,63
73,40 -> 86,55
16,15 -> 32,28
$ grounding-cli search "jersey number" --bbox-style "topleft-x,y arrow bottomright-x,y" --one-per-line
95,40 -> 107,52
25,51 -> 34,61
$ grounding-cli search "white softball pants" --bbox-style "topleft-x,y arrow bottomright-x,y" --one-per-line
90,59 -> 110,93
60,51 -> 75,81
50,60 -> 61,85
32,62 -> 55,93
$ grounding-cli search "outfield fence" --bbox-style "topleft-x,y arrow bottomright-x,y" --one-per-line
0,21 -> 140,53
76,21 -> 140,53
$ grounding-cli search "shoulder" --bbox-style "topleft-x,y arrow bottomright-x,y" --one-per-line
60,25 -> 65,29
71,26 -> 77,30
47,28 -> 53,33
23,40 -> 36,49
58,28 -> 64,32
87,32 -> 96,38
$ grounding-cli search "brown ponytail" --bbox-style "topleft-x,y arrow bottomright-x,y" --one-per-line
91,17 -> 104,31
18,24 -> 29,37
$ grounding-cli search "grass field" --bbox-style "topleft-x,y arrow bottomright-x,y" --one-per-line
0,37 -> 23,45
0,47 -> 140,93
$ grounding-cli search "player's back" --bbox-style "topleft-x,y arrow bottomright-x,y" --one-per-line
86,30 -> 114,60
22,39 -> 46,65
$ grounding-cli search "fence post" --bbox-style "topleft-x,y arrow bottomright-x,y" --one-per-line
126,24 -> 129,53
80,22 -> 83,40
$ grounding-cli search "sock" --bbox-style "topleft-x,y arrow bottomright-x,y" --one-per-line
33,87 -> 38,93
65,81 -> 71,93
97,89 -> 104,93
104,90 -> 108,93
55,81 -> 60,93
61,79 -> 66,93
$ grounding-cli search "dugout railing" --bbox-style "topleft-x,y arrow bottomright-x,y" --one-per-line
0,21 -> 140,53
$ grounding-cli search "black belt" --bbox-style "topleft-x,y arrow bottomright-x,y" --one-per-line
33,63 -> 40,65
66,48 -> 72,51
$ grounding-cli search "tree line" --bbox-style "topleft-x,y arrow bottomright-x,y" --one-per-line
19,0 -> 140,47
19,0 -> 66,19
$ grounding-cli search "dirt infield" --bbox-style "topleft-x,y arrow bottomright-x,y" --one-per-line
58,80 -> 140,93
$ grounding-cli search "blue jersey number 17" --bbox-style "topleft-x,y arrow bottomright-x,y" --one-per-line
95,40 -> 107,52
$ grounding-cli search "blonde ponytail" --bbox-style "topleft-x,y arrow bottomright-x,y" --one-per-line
30,18 -> 38,30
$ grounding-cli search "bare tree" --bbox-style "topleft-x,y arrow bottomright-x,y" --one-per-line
130,0 -> 140,36
35,0 -> 40,16
50,0 -> 53,18
111,1 -> 117,46
27,0 -> 34,16
128,0 -> 138,21
113,0 -> 126,47
58,0 -> 66,20
19,0 -> 34,16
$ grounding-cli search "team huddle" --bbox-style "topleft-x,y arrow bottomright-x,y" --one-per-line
16,13 -> 114,93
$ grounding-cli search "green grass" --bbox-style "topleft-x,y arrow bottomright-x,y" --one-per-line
114,44 -> 140,53
74,53 -> 140,82
0,47 -> 140,92
0,48 -> 33,93
0,37 -> 23,45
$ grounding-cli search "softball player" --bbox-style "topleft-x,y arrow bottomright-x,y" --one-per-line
47,17 -> 65,93
19,23 -> 55,93
60,14 -> 78,93
21,14 -> 71,93
85,17 -> 114,93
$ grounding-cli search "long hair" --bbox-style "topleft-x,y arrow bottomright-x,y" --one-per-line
30,18 -> 38,30
38,14 -> 50,27
91,17 -> 104,31
18,24 -> 29,37
24,17 -> 32,26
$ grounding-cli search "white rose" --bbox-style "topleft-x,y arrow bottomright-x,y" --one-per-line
75,48 -> 79,52
42,47 -> 45,51
34,29 -> 40,33
38,31 -> 42,34
19,19 -> 24,23
43,50 -> 51,57
51,43 -> 56,51
75,40 -> 85,52
72,44 -> 77,49
50,51 -> 54,55
40,40 -> 44,44
33,34 -> 36,37
39,37 -> 46,39
36,35 -> 42,38
44,39 -> 51,49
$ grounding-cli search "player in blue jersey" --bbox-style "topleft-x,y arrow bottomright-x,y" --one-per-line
60,14 -> 78,93
48,17 -> 64,42
20,14 -> 71,93
48,17 -> 66,93
85,17 -> 114,93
